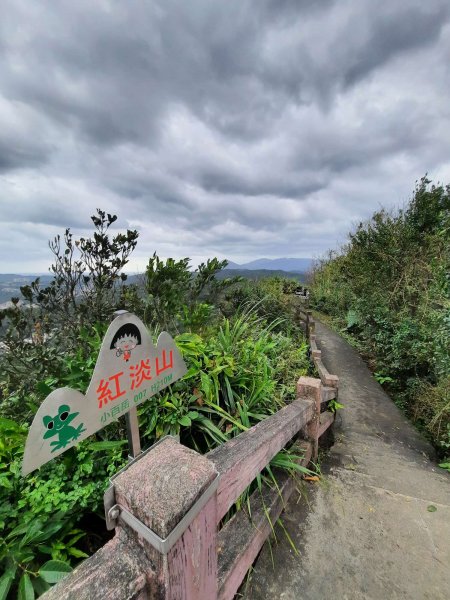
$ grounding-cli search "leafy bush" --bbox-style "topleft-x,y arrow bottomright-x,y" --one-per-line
309,177 -> 450,458
144,254 -> 239,333
150,309 -> 310,452
222,276 -> 303,337
0,416 -> 126,598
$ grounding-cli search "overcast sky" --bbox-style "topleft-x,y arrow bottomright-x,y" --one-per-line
1,0 -> 450,273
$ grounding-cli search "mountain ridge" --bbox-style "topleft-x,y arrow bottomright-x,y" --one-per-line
225,257 -> 312,273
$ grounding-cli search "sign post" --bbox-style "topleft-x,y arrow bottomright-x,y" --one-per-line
22,312 -> 187,475
125,408 -> 141,459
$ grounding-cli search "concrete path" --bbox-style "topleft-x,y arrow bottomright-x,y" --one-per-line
245,320 -> 450,600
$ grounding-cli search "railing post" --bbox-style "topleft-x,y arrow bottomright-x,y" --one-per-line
42,436 -> 219,600
112,436 -> 219,600
297,376 -> 322,462
306,310 -> 314,338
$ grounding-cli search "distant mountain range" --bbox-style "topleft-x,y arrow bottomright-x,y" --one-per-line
0,260 -> 312,306
225,258 -> 312,273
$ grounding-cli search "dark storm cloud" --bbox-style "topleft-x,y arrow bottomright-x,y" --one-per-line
0,0 -> 450,271
0,98 -> 56,173
0,142 -> 47,173
342,6 -> 449,87
4,201 -> 88,228
4,0 -> 445,148
199,170 -> 326,199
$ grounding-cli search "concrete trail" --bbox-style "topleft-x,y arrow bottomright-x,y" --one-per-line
245,320 -> 450,600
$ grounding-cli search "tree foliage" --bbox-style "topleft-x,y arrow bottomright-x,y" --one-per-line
309,177 -> 450,456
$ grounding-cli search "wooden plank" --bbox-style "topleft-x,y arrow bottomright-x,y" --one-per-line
42,534 -> 150,600
298,310 -> 309,321
208,398 -> 314,522
296,377 -> 321,462
310,338 -> 321,359
318,411 -> 334,438
218,474 -> 293,600
313,357 -> 339,388
321,386 -> 337,403
296,439 -> 313,466
217,444 -> 311,600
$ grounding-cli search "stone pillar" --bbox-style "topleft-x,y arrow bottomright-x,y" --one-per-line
113,437 -> 218,599
43,437 -> 219,600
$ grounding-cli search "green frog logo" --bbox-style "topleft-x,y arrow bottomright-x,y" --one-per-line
43,405 -> 86,452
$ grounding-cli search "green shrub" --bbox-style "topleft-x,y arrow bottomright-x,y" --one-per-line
0,416 -> 127,597
309,177 -> 450,456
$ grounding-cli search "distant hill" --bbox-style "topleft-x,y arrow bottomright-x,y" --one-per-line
0,264 -> 308,307
0,273 -> 51,283
217,268 -> 305,282
0,274 -> 53,305
0,274 -> 143,307
225,258 -> 312,273
224,260 -> 241,269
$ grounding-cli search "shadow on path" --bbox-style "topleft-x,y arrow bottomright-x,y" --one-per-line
245,320 -> 450,600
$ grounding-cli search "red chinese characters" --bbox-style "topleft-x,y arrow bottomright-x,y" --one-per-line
130,358 -> 152,390
96,372 -> 126,408
96,350 -> 175,410
156,349 -> 173,377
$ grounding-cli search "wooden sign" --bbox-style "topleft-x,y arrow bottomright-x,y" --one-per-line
22,313 -> 187,475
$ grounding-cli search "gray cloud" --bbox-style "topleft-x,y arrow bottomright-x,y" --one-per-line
0,0 -> 450,271
342,5 -> 449,88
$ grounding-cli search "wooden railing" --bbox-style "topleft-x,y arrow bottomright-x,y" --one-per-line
297,295 -> 339,388
44,311 -> 339,600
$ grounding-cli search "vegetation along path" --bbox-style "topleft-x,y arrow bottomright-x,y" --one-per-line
246,320 -> 450,600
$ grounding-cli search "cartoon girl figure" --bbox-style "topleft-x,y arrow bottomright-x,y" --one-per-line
110,323 -> 142,362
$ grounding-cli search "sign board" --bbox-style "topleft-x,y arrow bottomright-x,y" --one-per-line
22,313 -> 187,475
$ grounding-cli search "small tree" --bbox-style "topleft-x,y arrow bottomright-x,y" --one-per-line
20,210 -> 138,339
0,211 -> 138,405
144,254 -> 235,332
